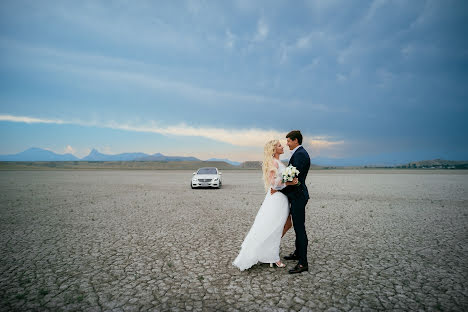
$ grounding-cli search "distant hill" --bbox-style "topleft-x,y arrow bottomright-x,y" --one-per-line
397,159 -> 468,169
239,158 -> 468,170
240,161 -> 262,169
136,154 -> 200,162
82,149 -> 150,161
310,156 -> 408,167
207,158 -> 241,166
81,149 -> 201,162
0,147 -> 79,161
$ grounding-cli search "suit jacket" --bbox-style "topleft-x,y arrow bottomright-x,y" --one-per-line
280,146 -> 310,200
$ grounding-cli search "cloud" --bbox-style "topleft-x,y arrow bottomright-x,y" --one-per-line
64,145 -> 75,154
0,114 -> 343,150
3,40 -> 339,113
225,29 -> 236,49
279,43 -> 289,64
307,139 -> 344,149
254,18 -> 269,41
362,0 -> 387,24
105,121 -> 286,147
0,114 -> 65,124
336,73 -> 347,82
186,0 -> 203,15
44,1 -> 203,53
337,44 -> 353,64
376,68 -> 394,88
300,58 -> 320,72
296,34 -> 312,49
401,45 -> 413,57
279,31 -> 327,64
304,139 -> 346,158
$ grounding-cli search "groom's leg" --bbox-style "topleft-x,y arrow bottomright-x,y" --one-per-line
288,202 -> 298,255
291,198 -> 308,266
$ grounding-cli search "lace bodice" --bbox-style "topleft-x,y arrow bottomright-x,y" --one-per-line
270,159 -> 286,190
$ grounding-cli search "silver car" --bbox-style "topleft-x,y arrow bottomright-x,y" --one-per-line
191,167 -> 222,189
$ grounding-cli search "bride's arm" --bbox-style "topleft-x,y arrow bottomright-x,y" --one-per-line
269,170 -> 286,190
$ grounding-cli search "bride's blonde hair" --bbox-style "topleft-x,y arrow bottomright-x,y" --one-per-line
262,139 -> 279,192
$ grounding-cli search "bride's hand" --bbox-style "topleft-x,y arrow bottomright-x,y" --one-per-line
285,178 -> 298,186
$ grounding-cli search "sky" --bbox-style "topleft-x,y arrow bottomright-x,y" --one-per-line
0,0 -> 467,163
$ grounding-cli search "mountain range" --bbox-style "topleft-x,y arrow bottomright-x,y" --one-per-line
0,148 -> 466,168
0,148 -> 352,165
0,147 -> 223,163
0,147 -> 80,161
205,158 -> 241,166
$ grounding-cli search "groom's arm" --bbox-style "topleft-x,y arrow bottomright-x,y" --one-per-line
271,179 -> 297,195
294,151 -> 310,179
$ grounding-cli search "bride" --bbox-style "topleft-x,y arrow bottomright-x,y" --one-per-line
233,139 -> 298,270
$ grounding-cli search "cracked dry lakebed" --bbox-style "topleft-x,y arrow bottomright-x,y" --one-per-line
0,169 -> 467,311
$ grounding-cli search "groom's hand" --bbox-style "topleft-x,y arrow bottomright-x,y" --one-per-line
270,188 -> 277,195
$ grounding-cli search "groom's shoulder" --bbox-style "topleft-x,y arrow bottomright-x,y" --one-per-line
298,146 -> 310,157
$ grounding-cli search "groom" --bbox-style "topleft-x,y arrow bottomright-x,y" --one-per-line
272,130 -> 310,274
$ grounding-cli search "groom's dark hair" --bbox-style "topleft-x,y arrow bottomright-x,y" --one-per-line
286,130 -> 303,145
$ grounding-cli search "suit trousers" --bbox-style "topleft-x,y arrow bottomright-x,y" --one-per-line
290,196 -> 308,266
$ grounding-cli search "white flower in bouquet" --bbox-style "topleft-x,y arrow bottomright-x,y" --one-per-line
282,165 -> 300,185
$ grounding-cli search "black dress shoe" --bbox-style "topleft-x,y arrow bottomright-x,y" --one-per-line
283,252 -> 299,261
288,264 -> 308,274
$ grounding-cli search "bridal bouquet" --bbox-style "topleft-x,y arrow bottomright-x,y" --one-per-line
282,165 -> 300,185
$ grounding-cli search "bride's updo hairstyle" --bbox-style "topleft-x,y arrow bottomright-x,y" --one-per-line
262,139 -> 279,192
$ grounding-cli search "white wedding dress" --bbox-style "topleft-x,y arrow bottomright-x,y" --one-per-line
233,159 -> 289,271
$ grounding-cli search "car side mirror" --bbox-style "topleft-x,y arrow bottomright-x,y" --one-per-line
219,172 -> 222,175
193,172 -> 196,175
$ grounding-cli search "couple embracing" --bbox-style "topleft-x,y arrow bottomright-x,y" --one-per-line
233,130 -> 310,274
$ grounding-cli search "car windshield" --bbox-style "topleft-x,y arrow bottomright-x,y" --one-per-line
197,168 -> 217,174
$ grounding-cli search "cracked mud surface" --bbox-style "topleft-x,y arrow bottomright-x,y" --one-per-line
1,170 -> 467,311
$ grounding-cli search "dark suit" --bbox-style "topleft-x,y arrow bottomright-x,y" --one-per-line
280,146 -> 310,266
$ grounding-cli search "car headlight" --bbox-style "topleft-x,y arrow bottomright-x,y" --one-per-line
213,178 -> 218,181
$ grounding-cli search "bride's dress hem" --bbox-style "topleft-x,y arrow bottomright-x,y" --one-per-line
232,257 -> 281,271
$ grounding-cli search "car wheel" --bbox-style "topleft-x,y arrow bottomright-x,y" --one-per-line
191,184 -> 194,189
